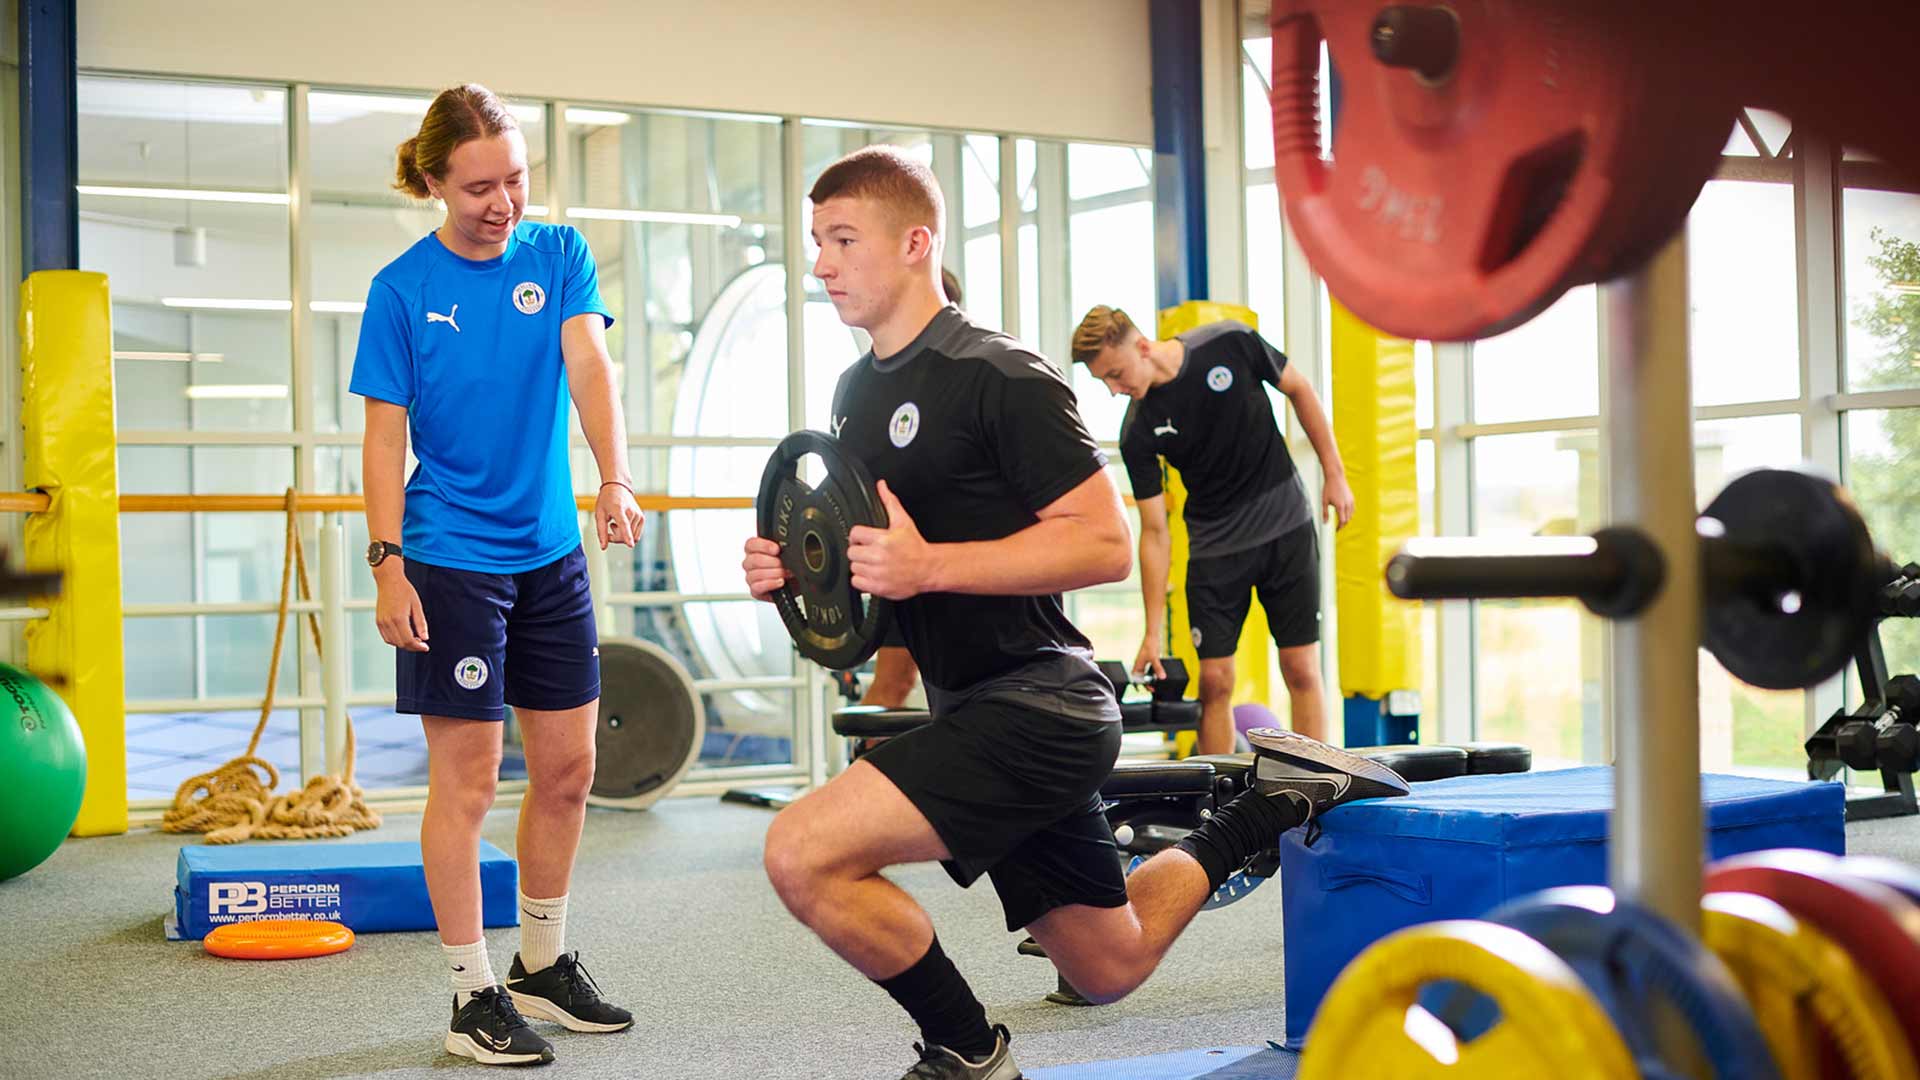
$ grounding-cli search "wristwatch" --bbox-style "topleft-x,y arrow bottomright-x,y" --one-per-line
366,540 -> 402,568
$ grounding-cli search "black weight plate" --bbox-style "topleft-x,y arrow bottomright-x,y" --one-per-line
756,430 -> 893,670
1702,468 -> 1880,691
588,638 -> 704,810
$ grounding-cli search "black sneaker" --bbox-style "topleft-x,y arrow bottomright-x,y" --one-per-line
901,1024 -> 1023,1079
506,951 -> 634,1033
1245,727 -> 1411,817
445,986 -> 554,1066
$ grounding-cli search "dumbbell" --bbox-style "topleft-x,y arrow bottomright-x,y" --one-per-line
1834,704 -> 1889,772
1386,468 -> 1892,691
1880,563 -> 1920,617
1097,658 -> 1191,702
1886,674 -> 1920,717
1878,723 -> 1920,773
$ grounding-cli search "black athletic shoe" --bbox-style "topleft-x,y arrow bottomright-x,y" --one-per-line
506,951 -> 634,1033
901,1024 -> 1023,1079
445,986 -> 554,1066
1245,727 -> 1411,817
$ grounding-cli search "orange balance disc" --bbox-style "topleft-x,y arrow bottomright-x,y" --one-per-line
203,919 -> 355,960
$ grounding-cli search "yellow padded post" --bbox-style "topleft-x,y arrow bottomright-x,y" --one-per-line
19,271 -> 127,836
1157,301 -> 1272,750
1328,298 -> 1419,708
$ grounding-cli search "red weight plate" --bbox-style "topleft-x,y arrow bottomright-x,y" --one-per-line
1267,1 -> 1734,341
1706,848 -> 1920,1035
1836,855 -> 1920,906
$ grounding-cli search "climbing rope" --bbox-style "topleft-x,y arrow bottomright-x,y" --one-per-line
162,489 -> 381,843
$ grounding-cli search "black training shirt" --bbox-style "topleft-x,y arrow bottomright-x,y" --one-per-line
829,305 -> 1119,724
1116,321 -> 1311,557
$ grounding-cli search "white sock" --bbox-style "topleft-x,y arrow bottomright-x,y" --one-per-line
519,892 -> 569,974
444,939 -> 495,1008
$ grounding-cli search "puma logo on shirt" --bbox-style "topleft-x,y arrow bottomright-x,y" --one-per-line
427,304 -> 461,332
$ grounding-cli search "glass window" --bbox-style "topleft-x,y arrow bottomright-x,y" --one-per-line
961,135 -> 1002,231
797,124 -> 1007,397
1694,415 -> 1806,773
1719,109 -> 1793,158
1694,415 -> 1804,506
75,74 -> 1260,800
958,135 -> 1004,331
1689,180 -> 1799,406
1842,188 -> 1920,393
349,611 -> 394,697
1471,430 -> 1604,764
80,77 -> 293,433
1067,143 -> 1151,202
1019,220 -> 1041,345
1847,409 -> 1920,680
1068,197 -> 1154,439
117,445 -> 295,612
1241,39 -> 1274,172
576,110 -> 784,439
1416,438 -> 1439,743
344,707 -> 429,787
700,690 -> 796,769
1071,588 -> 1148,673
125,707 -> 302,800
117,445 -> 296,706
306,90 -> 454,434
124,616 -> 194,702
1471,286 -> 1599,424
1017,139 -> 1038,214
1245,183 -> 1285,335
636,502 -> 795,768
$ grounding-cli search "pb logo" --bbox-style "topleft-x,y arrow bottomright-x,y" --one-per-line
210,881 -> 268,915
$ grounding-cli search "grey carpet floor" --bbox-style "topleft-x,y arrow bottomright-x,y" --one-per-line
2,792 -> 1916,1080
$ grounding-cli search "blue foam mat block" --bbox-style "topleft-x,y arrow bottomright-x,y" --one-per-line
1279,765 -> 1843,1048
1030,1046 -> 1294,1080
169,839 -> 518,941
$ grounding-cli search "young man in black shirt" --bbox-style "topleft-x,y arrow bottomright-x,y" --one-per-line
742,147 -> 1405,1080
1072,306 -> 1353,753
859,267 -> 965,712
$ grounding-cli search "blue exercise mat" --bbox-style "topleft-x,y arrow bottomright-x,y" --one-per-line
1030,1045 -> 1295,1080
168,839 -> 518,940
1278,766 -> 1843,1048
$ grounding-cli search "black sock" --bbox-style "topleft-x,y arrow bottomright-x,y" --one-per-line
875,936 -> 997,1062
1174,787 -> 1308,891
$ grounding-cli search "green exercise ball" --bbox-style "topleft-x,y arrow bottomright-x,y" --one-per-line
0,664 -> 86,881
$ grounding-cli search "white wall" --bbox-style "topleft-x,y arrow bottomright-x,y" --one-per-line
78,0 -> 1154,145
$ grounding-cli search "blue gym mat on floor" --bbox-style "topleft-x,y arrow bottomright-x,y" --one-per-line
167,839 -> 519,940
1030,1045 -> 1296,1079
1278,765 -> 1843,1047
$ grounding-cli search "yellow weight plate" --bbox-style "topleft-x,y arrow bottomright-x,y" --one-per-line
1703,891 -> 1918,1080
1299,920 -> 1637,1080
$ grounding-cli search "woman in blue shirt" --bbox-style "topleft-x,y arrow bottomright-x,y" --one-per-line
351,83 -> 643,1067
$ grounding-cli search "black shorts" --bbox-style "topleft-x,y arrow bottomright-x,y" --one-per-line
1185,523 -> 1322,659
862,699 -> 1127,931
396,549 -> 601,722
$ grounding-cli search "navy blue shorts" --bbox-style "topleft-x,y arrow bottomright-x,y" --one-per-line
396,549 -> 601,722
